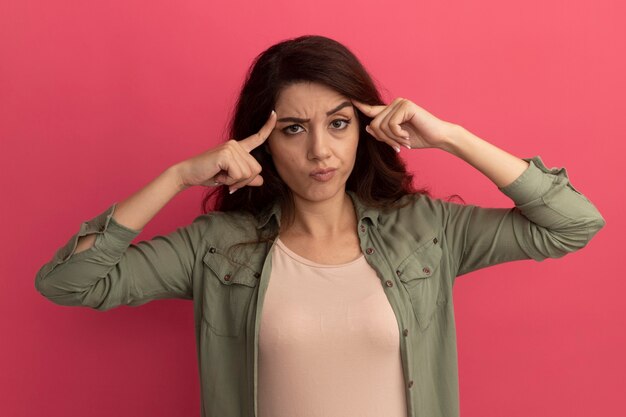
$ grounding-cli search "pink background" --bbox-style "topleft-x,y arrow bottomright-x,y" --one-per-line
2,0 -> 624,416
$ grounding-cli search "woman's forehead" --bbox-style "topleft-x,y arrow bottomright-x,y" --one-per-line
276,82 -> 347,108
275,86 -> 353,121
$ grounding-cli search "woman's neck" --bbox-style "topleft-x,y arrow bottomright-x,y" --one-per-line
280,191 -> 357,240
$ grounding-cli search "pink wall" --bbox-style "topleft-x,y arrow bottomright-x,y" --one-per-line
2,0 -> 624,416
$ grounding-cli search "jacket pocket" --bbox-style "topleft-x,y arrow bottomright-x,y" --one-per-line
396,237 -> 443,331
201,246 -> 260,337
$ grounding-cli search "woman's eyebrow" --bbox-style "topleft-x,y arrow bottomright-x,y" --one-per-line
276,101 -> 353,123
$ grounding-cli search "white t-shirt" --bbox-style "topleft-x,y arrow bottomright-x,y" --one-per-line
258,237 -> 408,417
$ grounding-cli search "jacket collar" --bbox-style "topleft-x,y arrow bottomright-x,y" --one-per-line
255,190 -> 380,231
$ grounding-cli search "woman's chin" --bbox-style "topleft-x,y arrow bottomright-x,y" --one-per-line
294,182 -> 346,202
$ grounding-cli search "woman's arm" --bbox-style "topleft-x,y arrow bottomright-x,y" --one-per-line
34,164 -> 203,310
437,151 -> 606,279
433,124 -> 606,279
73,165 -> 185,255
439,125 -> 530,188
35,112 -> 277,310
351,97 -> 606,280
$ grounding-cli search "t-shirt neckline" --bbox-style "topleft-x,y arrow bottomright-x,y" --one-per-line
275,237 -> 365,268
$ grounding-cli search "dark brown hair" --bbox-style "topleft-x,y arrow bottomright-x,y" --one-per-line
201,34 -> 429,239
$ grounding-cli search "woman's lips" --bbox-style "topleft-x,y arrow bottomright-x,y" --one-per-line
310,168 -> 337,182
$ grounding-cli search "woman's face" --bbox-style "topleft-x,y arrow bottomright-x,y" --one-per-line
267,82 -> 360,204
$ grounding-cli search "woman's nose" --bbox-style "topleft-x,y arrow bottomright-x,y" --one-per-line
307,128 -> 332,160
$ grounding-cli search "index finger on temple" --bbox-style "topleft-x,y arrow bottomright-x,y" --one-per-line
240,110 -> 277,152
350,99 -> 384,117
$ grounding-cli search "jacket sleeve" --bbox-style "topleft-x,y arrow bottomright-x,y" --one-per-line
34,202 -> 207,311
440,156 -> 606,279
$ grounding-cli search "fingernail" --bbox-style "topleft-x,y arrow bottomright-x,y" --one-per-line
394,146 -> 401,153
404,144 -> 411,149
271,110 -> 275,116
229,188 -> 237,194
365,125 -> 372,133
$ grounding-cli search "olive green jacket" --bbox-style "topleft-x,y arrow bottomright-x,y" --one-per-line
35,156 -> 605,417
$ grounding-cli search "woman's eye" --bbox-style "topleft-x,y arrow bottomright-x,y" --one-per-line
331,118 -> 351,129
283,125 -> 304,135
281,118 -> 351,136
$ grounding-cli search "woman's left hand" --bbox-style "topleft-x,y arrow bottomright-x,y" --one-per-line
351,97 -> 458,152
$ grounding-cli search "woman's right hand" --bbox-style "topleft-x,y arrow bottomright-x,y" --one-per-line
175,110 -> 276,194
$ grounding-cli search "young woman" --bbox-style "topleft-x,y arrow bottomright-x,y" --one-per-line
35,35 -> 605,417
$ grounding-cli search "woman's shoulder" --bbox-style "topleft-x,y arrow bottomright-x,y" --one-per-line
190,209 -> 260,238
378,191 -> 469,229
389,191 -> 458,213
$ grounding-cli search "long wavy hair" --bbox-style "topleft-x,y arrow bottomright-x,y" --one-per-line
201,34 -> 430,239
